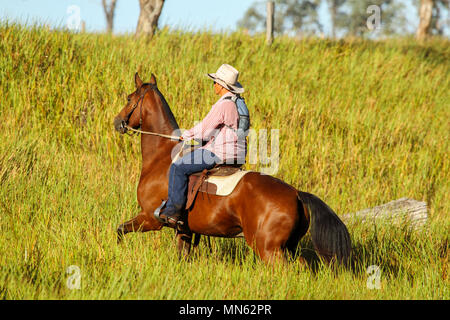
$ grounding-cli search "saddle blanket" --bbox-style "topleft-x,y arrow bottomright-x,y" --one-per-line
202,170 -> 250,196
186,169 -> 251,210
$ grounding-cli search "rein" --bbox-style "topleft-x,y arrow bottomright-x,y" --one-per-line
124,125 -> 182,140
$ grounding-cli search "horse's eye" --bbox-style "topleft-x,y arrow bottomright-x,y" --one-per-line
127,97 -> 131,103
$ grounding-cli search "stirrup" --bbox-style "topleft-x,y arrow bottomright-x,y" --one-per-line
165,214 -> 184,227
154,200 -> 184,226
153,200 -> 167,223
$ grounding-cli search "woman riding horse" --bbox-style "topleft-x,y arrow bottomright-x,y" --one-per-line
113,70 -> 351,265
159,64 -> 247,227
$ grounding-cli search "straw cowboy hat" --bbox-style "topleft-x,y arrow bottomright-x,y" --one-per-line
206,64 -> 244,94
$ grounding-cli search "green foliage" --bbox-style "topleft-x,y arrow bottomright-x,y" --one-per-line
0,23 -> 448,299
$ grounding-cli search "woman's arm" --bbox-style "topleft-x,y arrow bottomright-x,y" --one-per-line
181,103 -> 226,141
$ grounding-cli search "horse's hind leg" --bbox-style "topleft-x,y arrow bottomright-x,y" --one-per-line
192,233 -> 201,248
176,230 -> 193,259
245,226 -> 290,265
259,246 -> 287,265
285,201 -> 309,260
245,210 -> 299,265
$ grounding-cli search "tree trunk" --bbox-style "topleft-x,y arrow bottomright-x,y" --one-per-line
341,198 -> 428,231
416,0 -> 434,41
136,0 -> 165,40
102,0 -> 117,33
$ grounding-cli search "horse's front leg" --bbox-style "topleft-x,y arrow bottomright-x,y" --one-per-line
117,211 -> 162,243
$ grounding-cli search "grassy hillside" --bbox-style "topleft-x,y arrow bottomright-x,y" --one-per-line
0,22 -> 448,299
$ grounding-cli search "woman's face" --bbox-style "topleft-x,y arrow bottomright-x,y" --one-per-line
214,81 -> 224,95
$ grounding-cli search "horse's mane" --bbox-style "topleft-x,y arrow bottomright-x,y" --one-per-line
144,82 -> 179,131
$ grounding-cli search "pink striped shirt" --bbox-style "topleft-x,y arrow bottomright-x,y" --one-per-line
181,92 -> 246,162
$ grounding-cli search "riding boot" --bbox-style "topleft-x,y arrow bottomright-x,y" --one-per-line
159,205 -> 183,227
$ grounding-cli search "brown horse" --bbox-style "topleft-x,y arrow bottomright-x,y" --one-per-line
113,72 -> 351,265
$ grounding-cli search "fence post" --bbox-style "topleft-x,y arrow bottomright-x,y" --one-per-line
266,1 -> 274,45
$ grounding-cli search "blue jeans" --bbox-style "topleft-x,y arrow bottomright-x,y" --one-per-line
166,149 -> 220,210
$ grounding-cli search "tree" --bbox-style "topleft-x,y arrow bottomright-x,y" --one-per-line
416,0 -> 434,40
416,0 -> 449,39
136,0 -> 165,39
430,0 -> 448,35
237,0 -> 322,37
102,0 -> 117,33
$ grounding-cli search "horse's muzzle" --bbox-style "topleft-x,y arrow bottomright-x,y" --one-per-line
113,117 -> 128,134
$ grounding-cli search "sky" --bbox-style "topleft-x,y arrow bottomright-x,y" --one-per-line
0,0 -> 439,37
0,0 -> 261,33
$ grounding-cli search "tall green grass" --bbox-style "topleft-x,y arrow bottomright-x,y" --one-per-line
0,22 -> 448,299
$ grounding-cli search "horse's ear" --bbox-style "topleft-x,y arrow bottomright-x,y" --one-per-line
135,72 -> 143,89
149,73 -> 157,86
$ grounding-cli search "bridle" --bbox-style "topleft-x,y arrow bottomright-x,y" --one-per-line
120,83 -> 182,141
123,85 -> 150,129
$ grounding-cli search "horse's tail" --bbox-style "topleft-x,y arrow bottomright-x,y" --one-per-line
297,191 -> 351,266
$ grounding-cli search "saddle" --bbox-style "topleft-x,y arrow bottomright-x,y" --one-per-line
185,164 -> 249,210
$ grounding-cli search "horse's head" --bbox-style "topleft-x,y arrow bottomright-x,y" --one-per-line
113,72 -> 158,134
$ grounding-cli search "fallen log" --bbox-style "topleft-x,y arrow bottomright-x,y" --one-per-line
341,197 -> 428,230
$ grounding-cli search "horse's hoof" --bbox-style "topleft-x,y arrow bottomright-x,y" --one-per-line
117,225 -> 125,243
